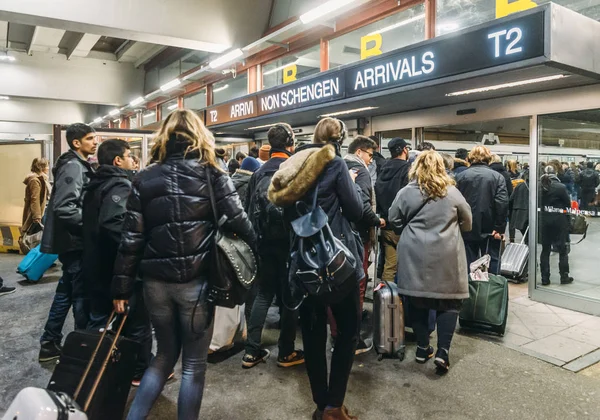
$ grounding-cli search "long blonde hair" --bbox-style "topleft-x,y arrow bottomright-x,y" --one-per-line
150,109 -> 220,169
409,151 -> 455,199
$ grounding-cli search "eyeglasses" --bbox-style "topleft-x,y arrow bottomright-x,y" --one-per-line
360,149 -> 374,158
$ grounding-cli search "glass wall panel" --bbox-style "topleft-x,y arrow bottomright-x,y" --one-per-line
160,100 -> 178,121
130,116 -> 138,129
536,109 -> 600,303
437,0 -> 600,36
184,89 -> 206,110
262,45 -> 321,89
213,73 -> 248,105
142,111 -> 156,127
328,3 -> 425,69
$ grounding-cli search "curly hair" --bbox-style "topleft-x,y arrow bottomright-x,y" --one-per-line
409,151 -> 456,199
30,157 -> 49,174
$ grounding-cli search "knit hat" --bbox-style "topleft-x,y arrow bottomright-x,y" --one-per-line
259,145 -> 271,162
240,156 -> 261,173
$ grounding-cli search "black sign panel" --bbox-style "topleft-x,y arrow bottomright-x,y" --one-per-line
345,11 -> 545,97
257,73 -> 345,116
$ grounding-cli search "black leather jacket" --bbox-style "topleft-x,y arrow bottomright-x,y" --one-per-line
112,145 -> 256,299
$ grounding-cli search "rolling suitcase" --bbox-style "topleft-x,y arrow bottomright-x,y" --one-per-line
373,281 -> 406,361
2,387 -> 87,420
501,227 -> 529,282
48,310 -> 140,420
459,274 -> 509,336
16,244 -> 58,281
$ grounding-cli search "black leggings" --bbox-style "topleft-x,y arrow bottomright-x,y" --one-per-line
411,306 -> 458,351
299,282 -> 360,410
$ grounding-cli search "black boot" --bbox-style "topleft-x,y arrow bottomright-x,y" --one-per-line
560,274 -> 574,284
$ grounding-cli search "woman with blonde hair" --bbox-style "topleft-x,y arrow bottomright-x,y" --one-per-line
20,157 -> 51,253
389,151 -> 472,373
112,109 -> 255,420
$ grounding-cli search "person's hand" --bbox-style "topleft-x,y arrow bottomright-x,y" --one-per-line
491,230 -> 503,240
349,170 -> 358,182
33,218 -> 41,224
379,218 -> 386,228
113,300 -> 128,314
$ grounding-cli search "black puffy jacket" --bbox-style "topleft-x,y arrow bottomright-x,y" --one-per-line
456,163 -> 509,242
489,162 -> 514,197
344,156 -> 380,242
112,145 -> 256,299
375,158 -> 410,229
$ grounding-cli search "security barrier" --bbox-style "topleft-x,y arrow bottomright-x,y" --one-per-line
0,225 -> 22,254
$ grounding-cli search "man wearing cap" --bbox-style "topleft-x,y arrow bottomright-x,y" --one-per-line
375,137 -> 411,282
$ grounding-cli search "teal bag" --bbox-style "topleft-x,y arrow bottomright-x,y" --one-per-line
459,274 -> 509,336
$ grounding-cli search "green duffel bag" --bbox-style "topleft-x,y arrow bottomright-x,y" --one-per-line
459,274 -> 509,336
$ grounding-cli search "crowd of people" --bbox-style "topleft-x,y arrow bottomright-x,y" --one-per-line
3,108 -> 600,420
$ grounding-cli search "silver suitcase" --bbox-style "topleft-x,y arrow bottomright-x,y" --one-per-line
373,281 -> 406,361
501,228 -> 529,282
2,387 -> 87,420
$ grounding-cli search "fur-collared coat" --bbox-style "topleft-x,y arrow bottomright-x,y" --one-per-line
269,143 -> 365,281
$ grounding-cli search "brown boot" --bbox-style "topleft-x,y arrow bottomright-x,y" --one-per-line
323,406 -> 358,420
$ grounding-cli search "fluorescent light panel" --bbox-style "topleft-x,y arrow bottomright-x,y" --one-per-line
319,106 -> 378,117
445,74 -> 569,97
93,117 -> 102,123
245,123 -> 280,131
160,79 -> 181,92
213,84 -> 229,93
109,109 -> 120,116
0,96 -> 9,100
367,14 -> 425,36
300,0 -> 357,24
263,61 -> 298,76
209,49 -> 243,69
167,104 -> 178,110
130,96 -> 144,107
143,112 -> 156,118
0,56 -> 16,62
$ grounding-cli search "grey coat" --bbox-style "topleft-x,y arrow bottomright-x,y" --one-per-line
389,182 -> 472,300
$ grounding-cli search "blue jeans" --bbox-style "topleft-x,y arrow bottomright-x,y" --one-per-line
40,251 -> 88,344
126,278 -> 214,420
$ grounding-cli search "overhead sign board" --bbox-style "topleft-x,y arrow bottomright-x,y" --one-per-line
345,11 -> 545,97
205,96 -> 258,126
206,9 -> 546,126
257,74 -> 345,116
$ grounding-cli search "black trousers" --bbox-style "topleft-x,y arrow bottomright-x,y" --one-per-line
411,305 -> 458,351
299,281 -> 360,410
540,225 -> 570,281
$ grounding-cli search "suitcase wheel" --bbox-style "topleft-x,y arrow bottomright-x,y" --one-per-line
377,353 -> 384,362
397,348 -> 405,361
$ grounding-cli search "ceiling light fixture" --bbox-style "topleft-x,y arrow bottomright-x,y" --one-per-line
130,96 -> 144,107
143,112 -> 156,118
300,0 -> 357,24
160,79 -> 181,92
209,49 -> 244,69
213,84 -> 229,93
113,119 -> 121,123
0,96 -> 9,100
445,74 -> 569,97
263,60 -> 299,76
367,14 -> 425,36
0,55 -> 16,62
319,106 -> 379,117
109,109 -> 120,116
245,123 -> 281,131
167,103 -> 178,110
93,117 -> 102,123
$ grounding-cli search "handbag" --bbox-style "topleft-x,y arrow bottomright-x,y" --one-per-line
205,166 -> 258,308
19,222 -> 44,254
391,197 -> 431,236
569,213 -> 588,244
289,181 -> 356,301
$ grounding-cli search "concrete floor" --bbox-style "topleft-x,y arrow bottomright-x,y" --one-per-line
2,253 -> 600,419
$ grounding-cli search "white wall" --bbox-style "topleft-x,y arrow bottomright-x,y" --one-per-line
0,51 -> 144,105
0,96 -> 103,125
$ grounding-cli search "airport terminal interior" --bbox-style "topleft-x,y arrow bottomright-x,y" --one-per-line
1,1 -> 600,419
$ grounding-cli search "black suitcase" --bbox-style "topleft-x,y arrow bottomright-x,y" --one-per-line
47,311 -> 140,420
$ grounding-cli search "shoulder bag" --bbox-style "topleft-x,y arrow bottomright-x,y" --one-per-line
205,166 -> 258,308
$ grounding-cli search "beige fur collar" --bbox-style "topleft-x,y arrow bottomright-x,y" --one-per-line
268,144 -> 336,207
454,158 -> 470,167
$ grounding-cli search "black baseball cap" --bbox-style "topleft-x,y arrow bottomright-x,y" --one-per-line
388,138 -> 410,152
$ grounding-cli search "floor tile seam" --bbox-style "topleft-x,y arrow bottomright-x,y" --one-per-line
563,349 -> 600,372
509,310 -> 539,339
511,309 -> 571,329
554,330 -> 600,350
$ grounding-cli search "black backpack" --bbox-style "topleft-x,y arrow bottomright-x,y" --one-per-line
253,173 -> 288,243
580,169 -> 598,189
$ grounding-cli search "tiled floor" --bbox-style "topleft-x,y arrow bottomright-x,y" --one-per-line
465,282 -> 600,372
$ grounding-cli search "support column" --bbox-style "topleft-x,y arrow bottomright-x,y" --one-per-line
256,64 -> 263,91
120,116 -> 130,129
320,38 -> 329,72
248,66 -> 258,93
206,84 -> 214,106
177,95 -> 184,109
425,0 -> 436,39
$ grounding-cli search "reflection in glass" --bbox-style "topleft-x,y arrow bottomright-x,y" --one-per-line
213,73 -> 248,104
262,45 -> 320,89
537,109 -> 600,302
328,3 -> 425,69
161,100 -> 178,121
184,89 -> 206,110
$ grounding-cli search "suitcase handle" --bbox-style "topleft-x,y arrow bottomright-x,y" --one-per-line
73,308 -> 129,411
